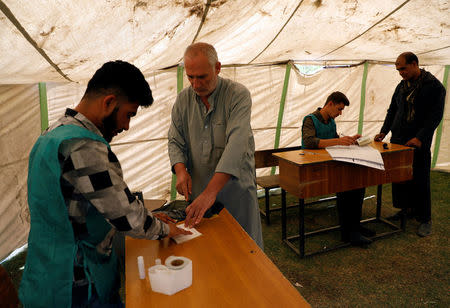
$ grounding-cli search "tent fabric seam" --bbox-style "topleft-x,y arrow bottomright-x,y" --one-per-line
319,0 -> 411,59
249,0 -> 305,64
191,0 -> 212,45
0,1 -> 73,82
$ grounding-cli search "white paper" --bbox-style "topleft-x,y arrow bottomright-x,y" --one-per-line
171,225 -> 202,244
325,145 -> 385,170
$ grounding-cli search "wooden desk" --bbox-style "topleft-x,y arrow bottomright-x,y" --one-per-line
255,146 -> 302,225
273,142 -> 414,258
126,209 -> 310,307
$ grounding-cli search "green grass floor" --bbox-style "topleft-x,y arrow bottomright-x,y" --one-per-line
259,171 -> 450,307
3,171 -> 449,307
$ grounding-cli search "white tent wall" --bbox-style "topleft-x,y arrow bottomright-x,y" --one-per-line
222,65 -> 287,149
1,61 -> 449,261
1,0 -> 449,260
47,82 -> 85,122
0,84 -> 40,261
1,61 -> 449,260
36,62 -> 450,184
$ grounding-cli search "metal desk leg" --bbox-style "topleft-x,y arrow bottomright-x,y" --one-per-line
376,185 -> 382,219
400,209 -> 406,231
265,188 -> 270,225
299,198 -> 305,258
281,190 -> 287,240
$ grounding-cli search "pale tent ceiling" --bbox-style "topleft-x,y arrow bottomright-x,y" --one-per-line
0,0 -> 449,84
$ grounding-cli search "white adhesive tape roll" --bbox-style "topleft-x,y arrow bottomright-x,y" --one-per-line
149,256 -> 193,295
165,256 -> 190,270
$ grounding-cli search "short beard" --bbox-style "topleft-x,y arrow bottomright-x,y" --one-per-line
102,107 -> 119,142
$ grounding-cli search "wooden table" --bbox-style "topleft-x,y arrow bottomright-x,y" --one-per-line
273,142 -> 414,258
126,209 -> 310,307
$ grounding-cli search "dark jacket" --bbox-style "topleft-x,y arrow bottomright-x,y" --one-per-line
380,69 -> 446,149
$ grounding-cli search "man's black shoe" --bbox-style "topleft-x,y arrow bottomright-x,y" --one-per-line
359,225 -> 376,237
417,221 -> 432,237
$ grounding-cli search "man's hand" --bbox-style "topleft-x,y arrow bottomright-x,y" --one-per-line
338,136 -> 358,146
405,137 -> 422,148
184,191 -> 216,228
167,223 -> 192,238
318,135 -> 359,148
153,212 -> 176,224
174,163 -> 192,201
374,133 -> 386,142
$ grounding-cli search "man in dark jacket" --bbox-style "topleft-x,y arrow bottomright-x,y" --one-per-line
375,52 -> 446,237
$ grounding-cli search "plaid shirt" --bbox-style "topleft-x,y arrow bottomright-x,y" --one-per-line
45,109 -> 169,284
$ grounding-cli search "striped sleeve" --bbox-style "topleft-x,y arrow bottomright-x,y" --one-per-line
60,138 -> 169,240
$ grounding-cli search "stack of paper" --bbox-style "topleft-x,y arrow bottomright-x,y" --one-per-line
325,145 -> 385,170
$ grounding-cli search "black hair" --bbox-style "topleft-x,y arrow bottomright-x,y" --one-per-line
83,60 -> 153,107
324,91 -> 349,107
399,52 -> 419,65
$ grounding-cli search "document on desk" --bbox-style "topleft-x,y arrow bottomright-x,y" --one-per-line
325,145 -> 385,170
172,225 -> 202,244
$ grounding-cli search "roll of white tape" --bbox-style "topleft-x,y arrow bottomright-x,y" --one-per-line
149,256 -> 193,295
165,256 -> 190,270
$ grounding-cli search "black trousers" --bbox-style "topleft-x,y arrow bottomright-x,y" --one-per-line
72,284 -> 123,308
336,188 -> 365,235
392,147 -> 431,223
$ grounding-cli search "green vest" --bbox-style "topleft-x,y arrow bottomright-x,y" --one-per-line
302,114 -> 337,148
19,125 -> 119,307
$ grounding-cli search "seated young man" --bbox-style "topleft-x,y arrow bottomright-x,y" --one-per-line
301,91 -> 374,246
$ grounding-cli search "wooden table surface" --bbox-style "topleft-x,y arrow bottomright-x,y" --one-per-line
126,209 -> 310,308
273,142 -> 414,199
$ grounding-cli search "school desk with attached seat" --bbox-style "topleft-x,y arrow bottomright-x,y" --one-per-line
255,146 -> 301,225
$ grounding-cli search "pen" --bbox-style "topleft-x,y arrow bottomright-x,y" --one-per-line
300,151 -> 319,155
